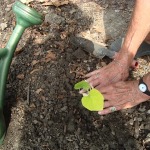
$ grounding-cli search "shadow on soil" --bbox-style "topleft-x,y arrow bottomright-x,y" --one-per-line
2,1 -> 147,150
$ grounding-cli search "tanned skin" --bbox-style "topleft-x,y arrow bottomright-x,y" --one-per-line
85,0 -> 150,115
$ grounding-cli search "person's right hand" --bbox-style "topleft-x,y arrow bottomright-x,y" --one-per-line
97,79 -> 150,115
85,60 -> 130,89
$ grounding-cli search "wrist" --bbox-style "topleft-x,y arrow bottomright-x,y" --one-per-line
114,49 -> 134,69
112,59 -> 129,80
138,73 -> 150,99
143,73 -> 150,90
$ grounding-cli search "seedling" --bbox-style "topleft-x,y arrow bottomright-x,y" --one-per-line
74,81 -> 104,111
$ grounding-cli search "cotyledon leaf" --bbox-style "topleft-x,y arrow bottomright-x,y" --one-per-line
74,80 -> 91,91
81,89 -> 104,111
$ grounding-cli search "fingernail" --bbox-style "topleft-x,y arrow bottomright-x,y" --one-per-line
135,62 -> 138,67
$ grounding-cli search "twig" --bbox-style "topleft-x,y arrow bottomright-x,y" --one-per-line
27,82 -> 30,105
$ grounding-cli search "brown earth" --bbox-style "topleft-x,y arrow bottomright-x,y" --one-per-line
0,0 -> 149,150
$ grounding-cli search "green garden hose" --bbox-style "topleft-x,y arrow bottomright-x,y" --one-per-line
0,1 -> 43,144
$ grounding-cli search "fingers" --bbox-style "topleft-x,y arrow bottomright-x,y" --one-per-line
87,78 -> 102,88
103,95 -> 133,108
103,101 -> 111,108
87,74 -> 112,89
98,105 -> 121,115
103,90 -> 134,106
85,69 -> 101,78
98,104 -> 123,115
98,101 -> 136,115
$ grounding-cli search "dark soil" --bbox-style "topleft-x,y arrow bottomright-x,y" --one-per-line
0,0 -> 150,150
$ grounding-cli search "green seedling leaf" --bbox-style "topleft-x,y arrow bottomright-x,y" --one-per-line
81,89 -> 104,111
74,80 -> 91,91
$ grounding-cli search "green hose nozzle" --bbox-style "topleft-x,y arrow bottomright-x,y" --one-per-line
0,1 -> 43,144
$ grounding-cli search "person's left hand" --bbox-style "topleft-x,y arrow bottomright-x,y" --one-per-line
97,80 -> 150,115
85,60 -> 129,89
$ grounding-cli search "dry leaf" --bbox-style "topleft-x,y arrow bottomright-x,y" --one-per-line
17,74 -> 25,80
15,48 -> 23,56
41,96 -> 46,101
35,88 -> 43,94
101,61 -> 107,67
34,50 -> 42,56
57,95 -> 64,99
41,51 -> 56,63
30,103 -> 36,108
45,51 -> 56,63
31,60 -> 39,66
54,41 -> 64,51
93,26 -> 103,33
46,51 -> 56,59
34,38 -> 43,44
30,69 -> 40,74
60,32 -> 67,39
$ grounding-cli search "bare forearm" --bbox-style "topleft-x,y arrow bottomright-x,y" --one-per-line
117,0 -> 150,67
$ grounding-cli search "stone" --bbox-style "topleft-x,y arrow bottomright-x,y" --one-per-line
129,119 -> 134,125
67,119 -> 75,132
60,106 -> 67,112
137,117 -> 142,122
73,48 -> 87,59
138,106 -> 146,112
33,120 -> 38,124
0,22 -> 7,30
45,13 -> 65,25
147,109 -> 150,114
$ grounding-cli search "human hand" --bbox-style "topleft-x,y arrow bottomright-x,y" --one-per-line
97,80 -> 150,115
85,60 -> 129,89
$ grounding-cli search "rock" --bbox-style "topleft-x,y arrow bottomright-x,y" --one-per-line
5,7 -> 11,11
144,133 -> 150,149
67,119 -> 75,132
33,120 -> 38,124
138,106 -> 146,112
147,109 -> 150,114
134,121 -> 139,139
48,121 -> 53,126
124,139 -> 136,150
0,22 -> 7,30
137,117 -> 142,122
30,103 -> 36,108
146,133 -> 150,138
40,115 -> 44,119
144,124 -> 150,130
87,66 -> 91,71
115,10 -> 120,13
140,124 -> 145,130
69,9 -> 76,14
45,12 -> 65,25
101,61 -> 107,67
129,119 -> 134,125
126,107 -> 135,114
20,0 -> 33,4
73,48 -> 87,59
17,74 -> 25,80
60,106 -> 67,112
